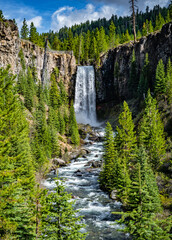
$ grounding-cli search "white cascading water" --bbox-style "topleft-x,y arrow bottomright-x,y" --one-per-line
74,66 -> 97,125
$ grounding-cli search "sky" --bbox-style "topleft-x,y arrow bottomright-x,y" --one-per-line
0,0 -> 170,33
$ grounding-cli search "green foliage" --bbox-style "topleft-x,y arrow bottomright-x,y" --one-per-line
40,179 -> 86,240
155,13 -> 165,31
137,53 -> 149,99
0,67 -> 35,239
30,22 -> 38,43
18,48 -> 26,70
139,90 -> 166,169
169,1 -> 172,20
17,70 -> 27,95
58,110 -> 65,135
166,58 -> 172,103
155,59 -> 166,96
29,22 -> 44,47
24,67 -> 35,111
0,10 -> 4,21
100,122 -> 117,192
109,21 -> 116,48
20,18 -> 29,39
116,101 -> 136,161
50,73 -> 61,109
69,102 -> 80,146
40,5 -> 169,64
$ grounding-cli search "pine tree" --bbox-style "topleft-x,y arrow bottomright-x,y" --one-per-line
29,22 -> 39,44
0,67 -> 36,239
50,129 -> 60,158
166,10 -> 171,23
17,70 -> 27,96
67,28 -> 74,50
169,1 -> 172,21
148,20 -> 154,33
99,26 -> 108,53
69,102 -> 80,146
100,122 -> 117,192
40,179 -> 86,240
84,30 -> 90,63
109,21 -> 116,48
58,110 -> 65,135
166,58 -> 172,103
155,59 -> 166,96
58,79 -> 68,105
115,146 -> 167,240
0,10 -> 4,20
20,18 -> 29,39
137,53 -> 149,99
155,13 -> 165,30
52,36 -> 61,50
115,101 -> 137,162
139,90 -> 166,169
50,73 -> 61,110
124,29 -> 130,42
142,22 -> 147,36
24,67 -> 35,111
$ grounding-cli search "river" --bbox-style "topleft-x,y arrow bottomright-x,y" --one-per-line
43,129 -> 130,240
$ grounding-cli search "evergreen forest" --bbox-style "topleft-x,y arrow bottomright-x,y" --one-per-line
0,1 -> 172,239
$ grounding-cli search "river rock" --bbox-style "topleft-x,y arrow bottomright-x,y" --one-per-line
91,161 -> 101,168
110,190 -> 118,200
74,169 -> 83,177
85,168 -> 94,172
52,158 -> 66,166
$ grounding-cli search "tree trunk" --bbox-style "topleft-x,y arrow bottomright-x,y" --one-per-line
131,0 -> 137,42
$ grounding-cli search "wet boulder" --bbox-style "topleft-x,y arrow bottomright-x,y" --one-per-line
110,190 -> 118,200
91,161 -> 101,168
52,158 -> 66,166
74,169 -> 83,177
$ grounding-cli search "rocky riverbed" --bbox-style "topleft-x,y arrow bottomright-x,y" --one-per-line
43,128 -> 130,240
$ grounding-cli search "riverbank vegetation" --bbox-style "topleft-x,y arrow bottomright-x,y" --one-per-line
0,55 -> 84,239
100,57 -> 172,238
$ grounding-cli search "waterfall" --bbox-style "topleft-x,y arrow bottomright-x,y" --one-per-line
74,66 -> 97,125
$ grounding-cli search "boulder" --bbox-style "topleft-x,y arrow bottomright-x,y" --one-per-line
52,158 -> 66,166
74,169 -> 83,177
110,190 -> 118,200
91,161 -> 101,168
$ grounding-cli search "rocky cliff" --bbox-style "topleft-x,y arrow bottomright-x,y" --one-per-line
0,20 -> 76,94
96,22 -> 172,105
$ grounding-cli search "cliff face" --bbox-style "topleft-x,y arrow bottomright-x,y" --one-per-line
96,22 -> 172,104
0,20 -> 76,94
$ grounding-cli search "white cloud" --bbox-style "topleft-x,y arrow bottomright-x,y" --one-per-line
144,0 -> 169,9
27,16 -> 43,28
51,4 -> 118,31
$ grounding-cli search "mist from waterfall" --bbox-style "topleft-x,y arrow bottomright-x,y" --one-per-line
74,66 -> 97,126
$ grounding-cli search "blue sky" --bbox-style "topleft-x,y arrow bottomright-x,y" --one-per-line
0,0 -> 170,33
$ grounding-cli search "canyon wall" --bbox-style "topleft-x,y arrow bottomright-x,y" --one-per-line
96,22 -> 172,104
0,20 -> 76,94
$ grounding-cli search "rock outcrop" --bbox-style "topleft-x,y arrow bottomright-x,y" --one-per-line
0,20 -> 76,94
96,22 -> 172,104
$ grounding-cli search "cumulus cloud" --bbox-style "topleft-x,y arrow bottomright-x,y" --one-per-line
51,4 -> 118,31
27,16 -> 43,28
1,3 -> 43,31
91,0 -> 170,11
